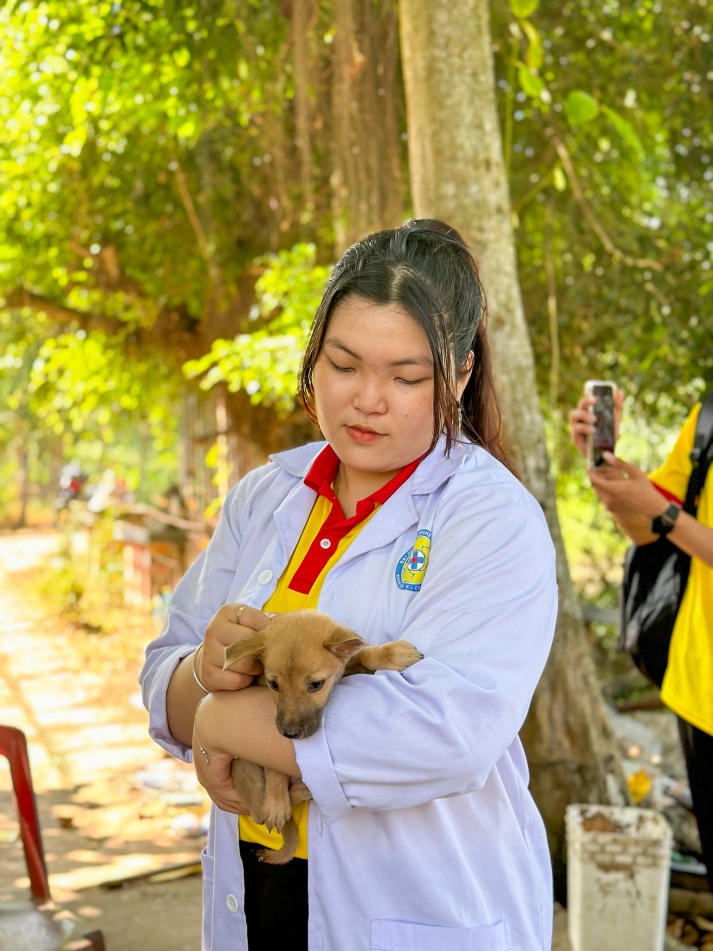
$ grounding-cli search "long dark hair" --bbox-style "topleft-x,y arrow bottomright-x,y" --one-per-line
298,219 -> 511,470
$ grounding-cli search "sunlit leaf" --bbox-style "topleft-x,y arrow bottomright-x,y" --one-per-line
564,90 -> 600,125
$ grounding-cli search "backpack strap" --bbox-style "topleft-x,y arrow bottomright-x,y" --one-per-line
684,390 -> 713,515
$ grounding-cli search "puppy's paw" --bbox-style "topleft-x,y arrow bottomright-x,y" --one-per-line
258,818 -> 299,865
258,845 -> 294,866
377,639 -> 424,670
289,780 -> 312,805
261,788 -> 293,832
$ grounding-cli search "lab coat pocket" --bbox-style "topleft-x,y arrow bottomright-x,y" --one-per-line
370,916 -> 512,950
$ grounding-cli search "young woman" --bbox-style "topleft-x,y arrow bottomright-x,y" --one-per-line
141,219 -> 558,950
570,389 -> 713,890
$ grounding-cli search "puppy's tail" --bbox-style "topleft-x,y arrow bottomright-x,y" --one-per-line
258,818 -> 299,866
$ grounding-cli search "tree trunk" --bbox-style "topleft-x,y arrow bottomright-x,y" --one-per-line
330,0 -> 404,251
398,0 -> 626,893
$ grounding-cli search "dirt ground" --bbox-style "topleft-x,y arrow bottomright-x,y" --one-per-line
0,529 -> 709,950
0,529 -> 203,950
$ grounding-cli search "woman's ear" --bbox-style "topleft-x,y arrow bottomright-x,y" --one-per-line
456,350 -> 474,399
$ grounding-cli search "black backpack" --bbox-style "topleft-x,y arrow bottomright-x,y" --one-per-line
619,392 -> 713,687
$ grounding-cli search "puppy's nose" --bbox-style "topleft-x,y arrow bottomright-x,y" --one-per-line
281,726 -> 303,739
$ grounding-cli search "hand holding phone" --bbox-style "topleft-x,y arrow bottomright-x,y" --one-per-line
584,380 -> 616,467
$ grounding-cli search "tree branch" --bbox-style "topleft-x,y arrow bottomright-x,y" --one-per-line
553,137 -> 663,272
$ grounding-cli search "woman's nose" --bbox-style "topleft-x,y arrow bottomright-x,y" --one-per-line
353,376 -> 387,413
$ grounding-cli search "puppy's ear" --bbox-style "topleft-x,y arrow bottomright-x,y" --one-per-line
324,630 -> 366,661
224,632 -> 265,670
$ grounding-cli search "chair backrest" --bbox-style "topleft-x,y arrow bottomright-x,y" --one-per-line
0,726 -> 107,949
0,725 -> 51,903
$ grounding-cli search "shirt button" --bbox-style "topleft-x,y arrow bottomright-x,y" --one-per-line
319,538 -> 331,550
225,894 -> 239,913
258,570 -> 273,585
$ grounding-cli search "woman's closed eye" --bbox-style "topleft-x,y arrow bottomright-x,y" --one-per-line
329,358 -> 355,374
395,376 -> 430,386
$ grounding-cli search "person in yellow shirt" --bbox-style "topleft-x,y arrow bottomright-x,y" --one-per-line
570,391 -> 713,891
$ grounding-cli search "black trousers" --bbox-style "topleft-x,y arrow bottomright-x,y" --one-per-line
677,717 -> 713,891
239,840 -> 308,950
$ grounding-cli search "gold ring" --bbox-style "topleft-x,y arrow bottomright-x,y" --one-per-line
234,604 -> 247,624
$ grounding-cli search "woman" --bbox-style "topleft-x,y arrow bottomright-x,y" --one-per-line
570,388 -> 713,889
141,219 -> 557,950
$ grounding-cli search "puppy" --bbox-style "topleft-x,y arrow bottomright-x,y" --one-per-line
223,609 -> 423,864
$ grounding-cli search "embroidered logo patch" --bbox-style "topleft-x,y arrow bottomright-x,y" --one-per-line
395,530 -> 431,591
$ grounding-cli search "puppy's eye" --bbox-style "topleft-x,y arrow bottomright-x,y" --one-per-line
307,679 -> 325,694
267,679 -> 279,692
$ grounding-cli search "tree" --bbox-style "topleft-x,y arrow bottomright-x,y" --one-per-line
0,0 -> 411,510
398,0 -> 626,890
490,0 -> 712,424
0,0 -> 705,878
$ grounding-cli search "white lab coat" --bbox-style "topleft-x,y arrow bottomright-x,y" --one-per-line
141,437 -> 558,950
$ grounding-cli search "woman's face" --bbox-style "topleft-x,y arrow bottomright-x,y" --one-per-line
312,295 -> 436,489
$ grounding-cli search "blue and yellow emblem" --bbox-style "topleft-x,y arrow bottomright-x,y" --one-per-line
395,529 -> 431,591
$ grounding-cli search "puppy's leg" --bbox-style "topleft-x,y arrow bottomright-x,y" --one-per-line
257,770 -> 299,865
230,759 -> 268,823
260,767 -> 294,832
231,761 -> 301,864
259,817 -> 298,866
348,639 -> 423,674
289,779 -> 312,805
231,760 -> 292,831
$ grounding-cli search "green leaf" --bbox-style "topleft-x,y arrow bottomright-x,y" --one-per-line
521,21 -> 543,71
517,63 -> 545,99
600,105 -> 645,161
510,0 -> 539,18
564,90 -> 600,126
552,165 -> 567,192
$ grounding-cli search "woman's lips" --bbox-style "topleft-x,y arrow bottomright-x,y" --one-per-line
345,425 -> 383,444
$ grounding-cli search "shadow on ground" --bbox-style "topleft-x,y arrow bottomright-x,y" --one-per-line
0,529 -> 203,949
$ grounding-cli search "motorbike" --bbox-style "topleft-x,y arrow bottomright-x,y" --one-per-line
54,463 -> 89,519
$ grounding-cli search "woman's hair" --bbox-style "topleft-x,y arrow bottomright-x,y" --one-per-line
298,218 -> 511,469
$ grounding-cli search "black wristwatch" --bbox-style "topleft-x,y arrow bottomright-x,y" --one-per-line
651,503 -> 681,537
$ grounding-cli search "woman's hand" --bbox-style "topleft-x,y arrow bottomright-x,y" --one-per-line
194,603 -> 269,693
167,604 -> 273,748
589,453 -> 669,520
192,694 -> 252,815
568,388 -> 624,460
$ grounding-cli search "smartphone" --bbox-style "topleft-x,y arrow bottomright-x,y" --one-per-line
584,380 -> 616,467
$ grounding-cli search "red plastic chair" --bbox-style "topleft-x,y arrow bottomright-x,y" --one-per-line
0,724 -> 106,949
0,724 -> 50,903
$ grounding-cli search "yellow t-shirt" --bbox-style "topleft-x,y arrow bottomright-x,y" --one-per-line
653,404 -> 713,734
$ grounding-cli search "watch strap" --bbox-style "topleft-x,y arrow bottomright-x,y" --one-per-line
651,503 -> 681,537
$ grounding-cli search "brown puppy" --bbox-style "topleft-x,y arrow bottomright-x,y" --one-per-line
223,609 -> 423,864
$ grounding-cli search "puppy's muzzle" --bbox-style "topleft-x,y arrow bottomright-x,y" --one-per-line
277,714 -> 321,741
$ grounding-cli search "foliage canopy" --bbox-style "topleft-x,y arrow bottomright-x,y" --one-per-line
1,0 -> 710,512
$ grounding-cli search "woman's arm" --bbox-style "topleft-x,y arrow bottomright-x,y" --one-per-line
191,687 -> 300,814
589,453 -> 713,566
290,471 -> 558,823
666,508 -> 713,567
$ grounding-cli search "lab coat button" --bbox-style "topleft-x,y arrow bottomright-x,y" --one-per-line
226,894 -> 239,913
258,570 -> 273,585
